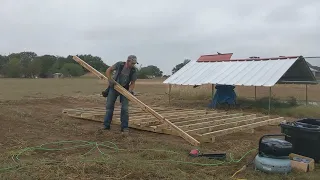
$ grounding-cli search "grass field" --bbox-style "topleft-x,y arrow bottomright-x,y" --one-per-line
0,77 -> 320,179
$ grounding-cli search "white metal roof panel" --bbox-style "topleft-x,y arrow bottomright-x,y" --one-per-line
310,67 -> 319,72
163,58 -> 300,87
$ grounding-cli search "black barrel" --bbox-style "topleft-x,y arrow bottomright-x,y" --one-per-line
280,118 -> 320,163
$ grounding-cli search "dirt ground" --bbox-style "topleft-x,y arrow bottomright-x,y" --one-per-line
0,78 -> 319,180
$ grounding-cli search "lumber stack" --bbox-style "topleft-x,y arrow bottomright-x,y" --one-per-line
62,104 -> 286,143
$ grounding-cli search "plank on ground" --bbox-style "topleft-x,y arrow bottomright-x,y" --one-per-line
64,112 -> 161,126
64,110 -> 161,126
152,112 -> 229,129
199,117 -> 285,142
66,113 -> 181,137
62,108 -> 146,115
125,109 -> 212,119
188,115 -> 269,134
173,113 -> 243,126
128,111 -> 227,128
63,107 -> 206,118
63,107 -> 218,120
184,114 -> 257,133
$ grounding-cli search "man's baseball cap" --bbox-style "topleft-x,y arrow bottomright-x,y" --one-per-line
127,55 -> 138,64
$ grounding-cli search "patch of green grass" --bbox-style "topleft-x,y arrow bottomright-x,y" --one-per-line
169,87 -> 320,118
237,96 -> 320,118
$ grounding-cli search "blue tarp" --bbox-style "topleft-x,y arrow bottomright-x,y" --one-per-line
208,84 -> 237,108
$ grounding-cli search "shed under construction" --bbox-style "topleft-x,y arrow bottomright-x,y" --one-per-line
64,55 -> 300,146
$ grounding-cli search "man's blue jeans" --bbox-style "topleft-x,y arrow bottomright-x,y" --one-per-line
103,87 -> 129,130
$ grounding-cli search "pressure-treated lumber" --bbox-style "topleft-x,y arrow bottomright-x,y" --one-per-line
202,117 -> 285,137
199,117 -> 285,142
72,56 -> 200,146
185,114 -> 257,133
63,106 -> 287,143
173,113 -> 243,126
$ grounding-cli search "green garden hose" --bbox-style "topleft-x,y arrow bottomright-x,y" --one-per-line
0,140 -> 257,172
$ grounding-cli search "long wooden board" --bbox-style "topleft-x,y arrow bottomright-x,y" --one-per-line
72,56 -> 200,146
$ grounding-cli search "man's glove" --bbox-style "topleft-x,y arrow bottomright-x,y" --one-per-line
108,80 -> 115,86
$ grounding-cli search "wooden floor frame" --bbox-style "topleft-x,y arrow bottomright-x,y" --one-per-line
63,104 -> 286,144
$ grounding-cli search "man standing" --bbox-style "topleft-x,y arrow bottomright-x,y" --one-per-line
103,55 -> 138,134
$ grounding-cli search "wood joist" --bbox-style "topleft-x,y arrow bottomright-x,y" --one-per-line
63,104 -> 286,144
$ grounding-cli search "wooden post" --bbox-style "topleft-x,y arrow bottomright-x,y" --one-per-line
254,86 -> 257,100
268,87 -> 271,115
211,84 -> 215,109
306,84 -> 308,106
211,84 -> 215,97
168,84 -> 172,105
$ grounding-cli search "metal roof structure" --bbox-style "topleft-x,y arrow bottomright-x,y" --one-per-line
310,67 -> 320,72
163,55 -> 318,87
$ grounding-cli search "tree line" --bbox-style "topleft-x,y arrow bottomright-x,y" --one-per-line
0,51 -> 190,79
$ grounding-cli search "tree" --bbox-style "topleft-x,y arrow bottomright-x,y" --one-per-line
60,63 -> 85,77
34,55 -> 57,77
0,52 -> 110,78
7,52 -> 37,77
172,59 -> 191,75
137,65 -> 163,79
76,54 -> 109,73
3,58 -> 22,78
27,59 -> 42,78
0,55 -> 9,75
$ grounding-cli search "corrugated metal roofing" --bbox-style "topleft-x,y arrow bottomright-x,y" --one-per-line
163,56 -> 317,87
310,67 -> 320,72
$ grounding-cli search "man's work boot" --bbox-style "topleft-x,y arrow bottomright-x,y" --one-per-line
121,128 -> 129,136
103,125 -> 110,130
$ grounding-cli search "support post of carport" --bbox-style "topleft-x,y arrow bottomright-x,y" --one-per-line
268,87 -> 272,115
306,84 -> 308,106
211,84 -> 215,109
211,84 -> 215,98
254,86 -> 257,100
168,84 -> 172,105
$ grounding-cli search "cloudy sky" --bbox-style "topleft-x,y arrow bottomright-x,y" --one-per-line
1,0 -> 320,75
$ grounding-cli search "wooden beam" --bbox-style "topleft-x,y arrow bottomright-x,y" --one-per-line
65,112 -> 162,127
72,56 -> 200,146
64,109 -> 151,116
115,110 -> 209,121
185,114 -> 257,134
199,117 -> 285,142
153,112 -> 228,129
180,115 -> 260,132
63,106 -> 212,115
173,113 -> 242,126
128,109 -> 211,119
164,111 -> 226,123
67,114 -> 178,136
198,116 -> 269,135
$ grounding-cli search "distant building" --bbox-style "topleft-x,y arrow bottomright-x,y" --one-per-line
53,73 -> 63,78
146,75 -> 155,79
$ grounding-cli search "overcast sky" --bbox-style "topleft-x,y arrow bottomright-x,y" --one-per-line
1,0 -> 320,75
